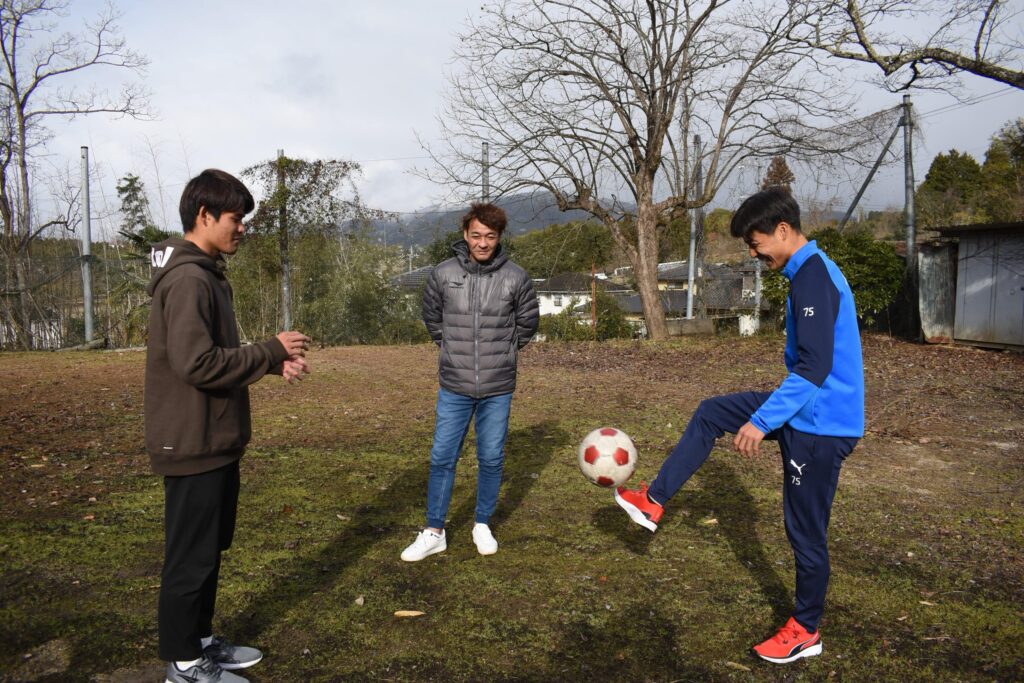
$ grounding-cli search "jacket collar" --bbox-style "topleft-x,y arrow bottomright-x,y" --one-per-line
452,239 -> 508,274
782,240 -> 820,281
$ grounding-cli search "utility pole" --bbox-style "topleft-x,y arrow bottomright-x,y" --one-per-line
277,149 -> 292,331
686,134 -> 703,319
80,146 -> 94,343
753,162 -> 763,333
902,94 -> 916,276
481,141 -> 490,202
753,260 -> 762,329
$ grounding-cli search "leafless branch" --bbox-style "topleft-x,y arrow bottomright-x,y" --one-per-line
793,0 -> 1024,91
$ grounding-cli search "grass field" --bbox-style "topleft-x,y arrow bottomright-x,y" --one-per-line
1,334 -> 1022,682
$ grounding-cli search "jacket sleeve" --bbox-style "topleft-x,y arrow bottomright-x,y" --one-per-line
514,273 -> 539,348
749,260 -> 839,433
422,267 -> 444,345
162,275 -> 289,390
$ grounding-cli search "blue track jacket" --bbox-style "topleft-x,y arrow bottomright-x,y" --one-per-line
749,241 -> 865,438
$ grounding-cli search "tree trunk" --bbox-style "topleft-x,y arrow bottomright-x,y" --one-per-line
1,244 -> 28,349
277,154 -> 292,331
13,251 -> 31,349
15,113 -> 33,350
634,188 -> 668,340
1,238 -> 32,350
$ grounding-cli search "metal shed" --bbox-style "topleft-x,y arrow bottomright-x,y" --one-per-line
923,222 -> 1023,351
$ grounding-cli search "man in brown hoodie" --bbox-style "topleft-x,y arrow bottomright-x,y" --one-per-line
145,169 -> 310,683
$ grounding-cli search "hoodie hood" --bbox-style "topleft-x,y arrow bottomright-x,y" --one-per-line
451,238 -> 508,275
146,237 -> 226,296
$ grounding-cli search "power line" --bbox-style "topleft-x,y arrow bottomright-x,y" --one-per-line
355,155 -> 431,164
916,86 -> 1017,120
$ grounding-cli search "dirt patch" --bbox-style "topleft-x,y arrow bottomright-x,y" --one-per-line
1,639 -> 71,682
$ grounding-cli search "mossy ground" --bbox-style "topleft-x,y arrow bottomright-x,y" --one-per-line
1,336 -> 1021,682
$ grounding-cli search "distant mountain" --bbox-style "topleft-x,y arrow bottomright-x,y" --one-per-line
373,193 -> 602,248
372,195 -> 860,249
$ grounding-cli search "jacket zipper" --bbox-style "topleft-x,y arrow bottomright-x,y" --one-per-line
472,269 -> 480,397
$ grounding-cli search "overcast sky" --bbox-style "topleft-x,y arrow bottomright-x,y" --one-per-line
43,0 -> 1024,236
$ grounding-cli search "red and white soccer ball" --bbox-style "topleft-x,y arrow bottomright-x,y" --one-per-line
577,427 -> 638,488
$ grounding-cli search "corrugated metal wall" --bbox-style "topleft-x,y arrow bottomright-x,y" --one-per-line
954,233 -> 1024,349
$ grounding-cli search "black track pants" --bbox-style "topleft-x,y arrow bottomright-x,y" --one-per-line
158,460 -> 240,661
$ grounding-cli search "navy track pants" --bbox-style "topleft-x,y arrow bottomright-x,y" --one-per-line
648,392 -> 858,631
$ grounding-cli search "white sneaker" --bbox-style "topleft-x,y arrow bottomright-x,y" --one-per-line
401,529 -> 446,562
472,523 -> 498,555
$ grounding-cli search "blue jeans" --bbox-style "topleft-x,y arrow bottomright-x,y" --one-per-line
425,387 -> 513,530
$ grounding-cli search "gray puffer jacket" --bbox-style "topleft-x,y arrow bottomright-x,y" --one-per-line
423,240 -> 539,398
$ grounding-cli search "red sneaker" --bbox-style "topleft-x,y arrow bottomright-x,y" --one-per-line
752,617 -> 822,664
614,482 -> 663,532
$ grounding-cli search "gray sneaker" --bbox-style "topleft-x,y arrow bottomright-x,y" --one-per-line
165,655 -> 249,683
204,636 -> 263,670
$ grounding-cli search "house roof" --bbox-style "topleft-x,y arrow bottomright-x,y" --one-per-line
608,290 -> 691,315
602,261 -> 769,315
927,221 -> 1024,235
536,272 -> 631,294
656,261 -> 691,281
650,261 -> 757,281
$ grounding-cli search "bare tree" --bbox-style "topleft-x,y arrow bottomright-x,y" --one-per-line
424,0 -> 894,338
0,0 -> 148,349
796,0 -> 1024,90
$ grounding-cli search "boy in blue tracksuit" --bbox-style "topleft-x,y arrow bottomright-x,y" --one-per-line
615,188 -> 864,664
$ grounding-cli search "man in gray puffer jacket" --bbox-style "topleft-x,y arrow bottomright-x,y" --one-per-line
401,202 -> 539,561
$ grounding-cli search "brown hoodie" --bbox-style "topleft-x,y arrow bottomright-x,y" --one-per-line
144,237 -> 289,476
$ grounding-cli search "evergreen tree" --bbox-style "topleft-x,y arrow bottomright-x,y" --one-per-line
508,220 -> 614,278
112,173 -> 170,346
761,227 -> 902,325
425,229 -> 465,265
115,173 -> 170,252
979,118 -> 1024,223
915,149 -> 985,227
761,156 -> 796,193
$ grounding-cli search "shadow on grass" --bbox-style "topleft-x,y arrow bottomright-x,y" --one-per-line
533,603 -> 715,682
226,420 -> 564,650
590,452 -> 789,625
685,456 -> 791,625
451,419 -> 567,531
592,505 -> 656,555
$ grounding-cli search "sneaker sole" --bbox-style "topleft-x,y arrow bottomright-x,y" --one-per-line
754,641 -> 822,664
219,653 -> 263,670
614,490 -> 658,532
475,544 -> 497,556
168,674 -> 251,683
401,543 -> 447,562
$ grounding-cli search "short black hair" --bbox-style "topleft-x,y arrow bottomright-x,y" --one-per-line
461,202 -> 507,235
729,188 -> 802,241
179,169 -> 255,233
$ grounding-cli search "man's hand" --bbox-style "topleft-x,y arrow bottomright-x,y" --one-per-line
276,330 -> 311,357
281,357 -> 310,384
733,421 -> 766,458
